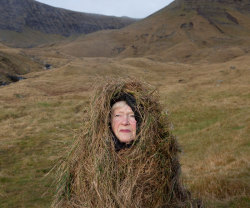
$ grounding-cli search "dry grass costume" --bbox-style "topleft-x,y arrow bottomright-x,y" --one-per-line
52,78 -> 202,208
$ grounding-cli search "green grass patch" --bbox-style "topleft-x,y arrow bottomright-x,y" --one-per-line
170,106 -> 228,135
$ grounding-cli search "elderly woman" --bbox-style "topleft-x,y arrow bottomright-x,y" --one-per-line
52,78 -> 202,208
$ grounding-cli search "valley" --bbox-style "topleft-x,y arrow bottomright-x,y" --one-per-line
0,53 -> 249,207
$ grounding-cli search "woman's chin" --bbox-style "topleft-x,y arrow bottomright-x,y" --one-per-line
118,137 -> 134,144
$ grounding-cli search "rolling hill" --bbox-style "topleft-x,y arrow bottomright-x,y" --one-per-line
50,0 -> 250,63
0,0 -> 136,47
0,43 -> 42,85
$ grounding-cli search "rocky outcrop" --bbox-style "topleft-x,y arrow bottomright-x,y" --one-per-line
0,0 -> 136,37
170,0 -> 250,28
172,0 -> 250,11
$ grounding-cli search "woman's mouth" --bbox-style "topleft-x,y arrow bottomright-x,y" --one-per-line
120,129 -> 131,133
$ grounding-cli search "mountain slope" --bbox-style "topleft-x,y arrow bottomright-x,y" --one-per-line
0,0 -> 136,47
53,0 -> 250,63
0,44 -> 42,85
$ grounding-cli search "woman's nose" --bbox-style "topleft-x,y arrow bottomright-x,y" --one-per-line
121,116 -> 129,125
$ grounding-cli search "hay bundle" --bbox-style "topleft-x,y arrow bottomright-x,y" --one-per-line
52,78 -> 202,208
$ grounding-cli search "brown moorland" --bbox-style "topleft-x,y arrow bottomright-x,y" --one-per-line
0,44 -> 42,85
43,0 -> 250,63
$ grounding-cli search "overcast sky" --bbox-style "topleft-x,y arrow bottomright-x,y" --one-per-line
36,0 -> 174,18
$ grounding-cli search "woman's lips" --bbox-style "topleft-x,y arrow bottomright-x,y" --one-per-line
120,129 -> 131,133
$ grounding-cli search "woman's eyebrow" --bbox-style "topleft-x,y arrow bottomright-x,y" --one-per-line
114,111 -> 124,114
114,110 -> 134,114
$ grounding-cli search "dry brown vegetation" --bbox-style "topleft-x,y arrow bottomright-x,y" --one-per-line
41,0 -> 250,64
52,78 -> 201,207
0,51 -> 249,207
0,45 -> 42,84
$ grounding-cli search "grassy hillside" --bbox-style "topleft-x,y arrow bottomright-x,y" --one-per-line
46,0 -> 250,64
0,0 -> 136,48
0,45 -> 42,85
0,28 -> 68,48
0,53 -> 249,207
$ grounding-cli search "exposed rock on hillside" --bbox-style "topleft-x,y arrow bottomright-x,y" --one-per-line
0,0 -> 136,47
54,0 -> 250,63
169,0 -> 250,33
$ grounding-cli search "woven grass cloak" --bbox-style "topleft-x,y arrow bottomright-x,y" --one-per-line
52,78 -> 201,208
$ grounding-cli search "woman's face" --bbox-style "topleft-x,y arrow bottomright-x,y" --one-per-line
111,101 -> 137,144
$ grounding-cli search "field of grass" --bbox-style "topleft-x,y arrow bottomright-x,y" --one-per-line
0,54 -> 249,207
0,27 -> 67,48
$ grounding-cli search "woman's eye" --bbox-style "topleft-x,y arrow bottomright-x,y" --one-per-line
115,114 -> 120,117
130,114 -> 135,118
